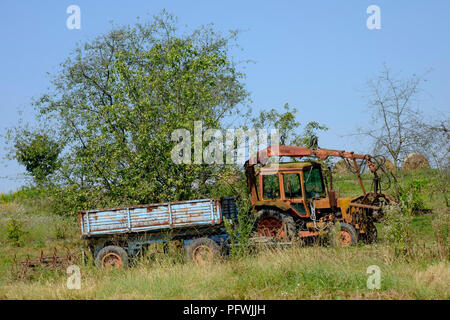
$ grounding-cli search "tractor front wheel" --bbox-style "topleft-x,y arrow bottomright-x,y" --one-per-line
339,223 -> 358,247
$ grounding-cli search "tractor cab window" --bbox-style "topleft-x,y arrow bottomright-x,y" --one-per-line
262,174 -> 280,199
283,173 -> 302,198
304,167 -> 325,198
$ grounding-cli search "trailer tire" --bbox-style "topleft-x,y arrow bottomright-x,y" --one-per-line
185,238 -> 222,265
95,245 -> 129,269
253,209 -> 297,240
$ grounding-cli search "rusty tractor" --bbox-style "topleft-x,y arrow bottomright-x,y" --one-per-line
245,145 -> 394,246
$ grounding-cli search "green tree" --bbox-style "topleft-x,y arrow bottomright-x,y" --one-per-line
11,12 -> 249,213
250,103 -> 327,146
12,131 -> 61,183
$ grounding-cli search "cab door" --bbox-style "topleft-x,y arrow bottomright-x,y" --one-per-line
281,172 -> 310,217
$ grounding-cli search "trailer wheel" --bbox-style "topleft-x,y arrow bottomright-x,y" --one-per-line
96,245 -> 129,269
254,209 -> 296,240
185,238 -> 222,266
339,223 -> 358,247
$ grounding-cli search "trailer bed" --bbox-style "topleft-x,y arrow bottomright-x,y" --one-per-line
79,197 -> 237,238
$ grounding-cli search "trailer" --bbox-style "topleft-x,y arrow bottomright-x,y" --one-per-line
79,197 -> 238,268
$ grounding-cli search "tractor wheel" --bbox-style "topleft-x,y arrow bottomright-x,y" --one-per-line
338,223 -> 358,247
185,238 -> 222,266
253,209 -> 296,240
95,245 -> 129,269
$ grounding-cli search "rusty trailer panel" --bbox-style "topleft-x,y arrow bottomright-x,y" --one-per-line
79,198 -> 225,238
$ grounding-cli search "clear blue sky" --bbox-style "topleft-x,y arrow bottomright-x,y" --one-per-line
0,0 -> 449,193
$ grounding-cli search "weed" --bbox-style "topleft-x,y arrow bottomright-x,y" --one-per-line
4,218 -> 27,247
224,195 -> 255,260
0,168 -> 448,299
382,204 -> 413,257
398,178 -> 428,214
54,218 -> 73,239
432,210 -> 449,260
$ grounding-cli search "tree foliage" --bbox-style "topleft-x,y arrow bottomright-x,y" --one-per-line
12,131 -> 61,183
11,12 -> 249,213
250,103 -> 327,147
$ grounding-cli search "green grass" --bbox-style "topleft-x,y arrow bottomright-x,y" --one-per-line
334,169 -> 447,210
0,186 -> 47,204
411,215 -> 435,239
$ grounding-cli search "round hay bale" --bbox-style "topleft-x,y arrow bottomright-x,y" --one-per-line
376,158 -> 395,173
402,153 -> 430,171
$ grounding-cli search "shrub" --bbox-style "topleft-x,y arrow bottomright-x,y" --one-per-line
224,195 -> 255,259
0,186 -> 47,204
54,220 -> 70,239
4,218 -> 28,247
398,178 -> 427,215
382,203 -> 413,257
432,210 -> 449,260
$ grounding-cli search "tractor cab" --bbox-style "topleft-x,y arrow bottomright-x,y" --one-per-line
249,161 -> 330,218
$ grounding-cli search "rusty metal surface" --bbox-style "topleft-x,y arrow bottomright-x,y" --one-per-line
248,145 -> 373,169
79,198 -> 223,238
298,230 -> 327,238
349,202 -> 380,210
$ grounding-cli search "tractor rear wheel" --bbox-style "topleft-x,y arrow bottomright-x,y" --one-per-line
254,209 -> 296,240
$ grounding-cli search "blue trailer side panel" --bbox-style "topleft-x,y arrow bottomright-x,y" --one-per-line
79,199 -> 223,237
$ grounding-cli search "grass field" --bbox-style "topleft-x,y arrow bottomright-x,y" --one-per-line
0,170 -> 448,300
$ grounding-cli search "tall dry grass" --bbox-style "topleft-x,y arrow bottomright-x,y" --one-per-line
0,244 -> 448,300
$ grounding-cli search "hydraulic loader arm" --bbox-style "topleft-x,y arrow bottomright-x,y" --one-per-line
246,145 -> 376,173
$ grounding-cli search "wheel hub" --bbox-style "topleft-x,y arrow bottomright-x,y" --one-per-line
192,245 -> 213,266
340,230 -> 352,246
101,252 -> 123,268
